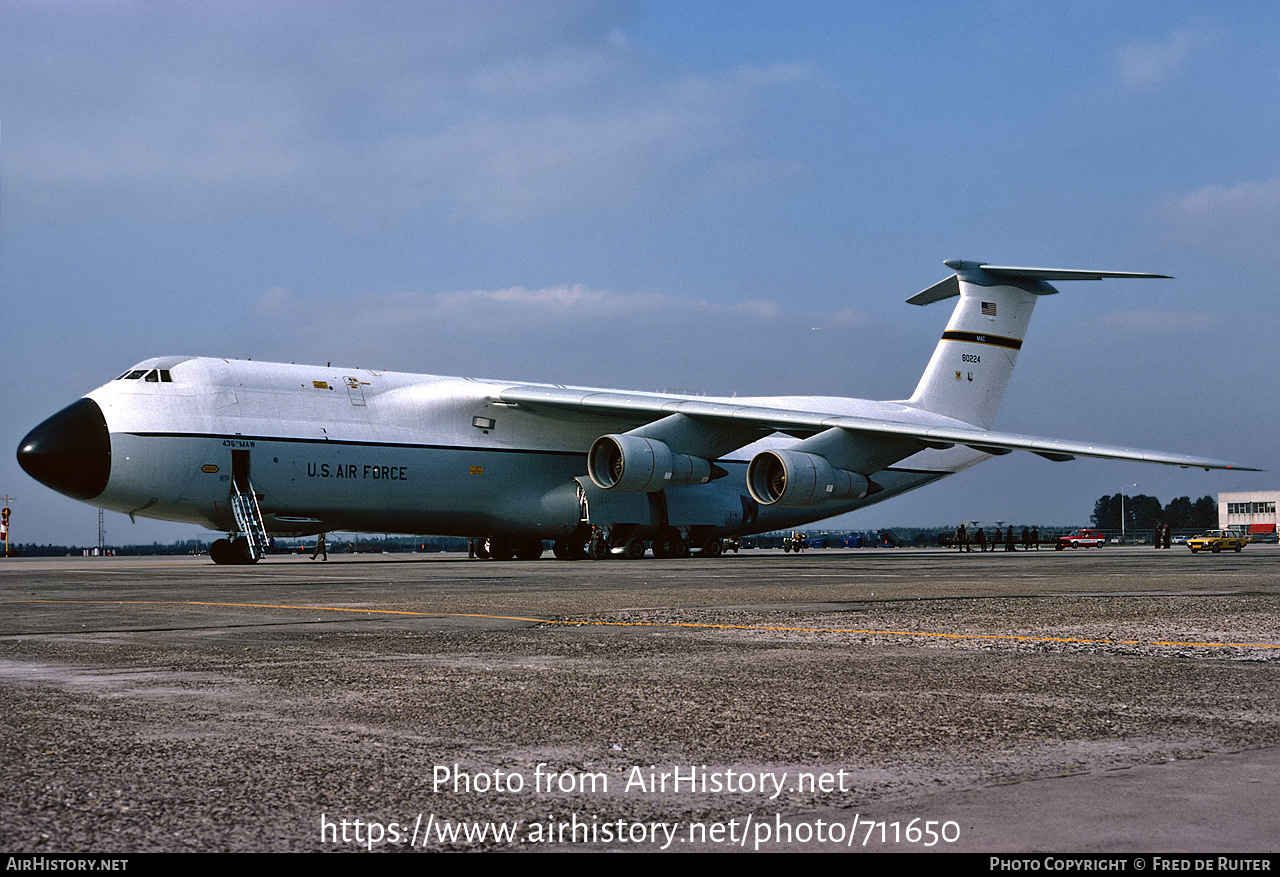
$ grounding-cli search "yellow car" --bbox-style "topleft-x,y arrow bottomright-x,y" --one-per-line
1186,529 -> 1247,553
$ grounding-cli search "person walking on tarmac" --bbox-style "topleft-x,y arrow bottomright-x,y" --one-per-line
311,532 -> 327,561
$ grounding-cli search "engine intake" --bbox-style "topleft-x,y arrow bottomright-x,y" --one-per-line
588,435 -> 712,493
746,449 -> 872,508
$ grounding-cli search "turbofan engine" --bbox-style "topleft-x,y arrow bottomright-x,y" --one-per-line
746,449 -> 873,508
588,434 -> 713,493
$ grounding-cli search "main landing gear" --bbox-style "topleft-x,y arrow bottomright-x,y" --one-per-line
547,529 -> 726,560
471,529 -> 728,561
552,538 -> 587,560
469,536 -> 545,561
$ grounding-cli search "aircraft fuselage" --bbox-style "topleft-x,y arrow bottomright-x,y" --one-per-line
27,356 -> 951,545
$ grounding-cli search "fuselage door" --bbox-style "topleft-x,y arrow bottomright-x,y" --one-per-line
231,449 -> 252,492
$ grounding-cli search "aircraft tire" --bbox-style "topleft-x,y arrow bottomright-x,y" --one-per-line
672,538 -> 690,558
486,536 -> 515,561
588,535 -> 610,560
231,537 -> 258,564
552,539 -> 584,560
514,537 -> 544,560
652,529 -> 680,558
701,538 -> 723,558
622,537 -> 646,560
474,540 -> 491,560
210,538 -> 234,565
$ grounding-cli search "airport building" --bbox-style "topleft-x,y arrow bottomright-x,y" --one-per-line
1219,490 -> 1278,536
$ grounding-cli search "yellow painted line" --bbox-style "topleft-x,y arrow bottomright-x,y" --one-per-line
7,599 -> 1278,649
9,599 -> 548,624
9,599 -> 551,624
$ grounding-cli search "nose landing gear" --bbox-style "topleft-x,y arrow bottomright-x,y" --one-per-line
210,536 -> 258,565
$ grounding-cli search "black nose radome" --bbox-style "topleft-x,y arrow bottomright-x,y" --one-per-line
17,398 -> 111,501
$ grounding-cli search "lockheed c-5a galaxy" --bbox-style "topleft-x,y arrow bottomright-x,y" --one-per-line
18,260 -> 1255,564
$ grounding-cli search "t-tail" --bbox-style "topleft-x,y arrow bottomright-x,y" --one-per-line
903,260 -> 1170,429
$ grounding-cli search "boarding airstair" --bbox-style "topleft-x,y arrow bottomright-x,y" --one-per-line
230,479 -> 270,561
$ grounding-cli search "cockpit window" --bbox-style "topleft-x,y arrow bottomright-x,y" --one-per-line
116,368 -> 176,384
116,368 -> 174,382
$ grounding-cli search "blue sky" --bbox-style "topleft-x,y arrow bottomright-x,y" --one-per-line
3,1 -> 1276,545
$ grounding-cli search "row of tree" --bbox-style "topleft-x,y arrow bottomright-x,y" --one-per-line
1090,494 -> 1217,533
9,535 -> 472,557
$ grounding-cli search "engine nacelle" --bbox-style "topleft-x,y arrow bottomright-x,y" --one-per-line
588,434 -> 712,493
746,449 -> 872,508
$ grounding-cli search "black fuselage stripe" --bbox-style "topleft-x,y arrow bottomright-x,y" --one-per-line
127,431 -> 584,457
941,331 -> 1023,350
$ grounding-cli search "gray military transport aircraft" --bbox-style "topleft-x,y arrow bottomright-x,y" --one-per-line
17,260 -> 1256,564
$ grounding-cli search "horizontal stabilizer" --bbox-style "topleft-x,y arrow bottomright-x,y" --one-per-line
966,264 -> 1172,282
908,274 -> 960,306
908,261 -> 1171,305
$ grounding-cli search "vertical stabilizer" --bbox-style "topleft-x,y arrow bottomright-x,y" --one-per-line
904,260 -> 1169,429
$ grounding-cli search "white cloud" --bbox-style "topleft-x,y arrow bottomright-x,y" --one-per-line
1115,24 -> 1218,91
256,283 -> 784,332
3,2 -> 813,224
249,283 -> 877,395
1150,177 -> 1280,256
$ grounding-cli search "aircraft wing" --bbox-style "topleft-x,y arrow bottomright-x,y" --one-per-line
493,384 -> 1258,471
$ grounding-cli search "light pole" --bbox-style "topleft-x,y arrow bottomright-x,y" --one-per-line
1120,483 -> 1137,544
